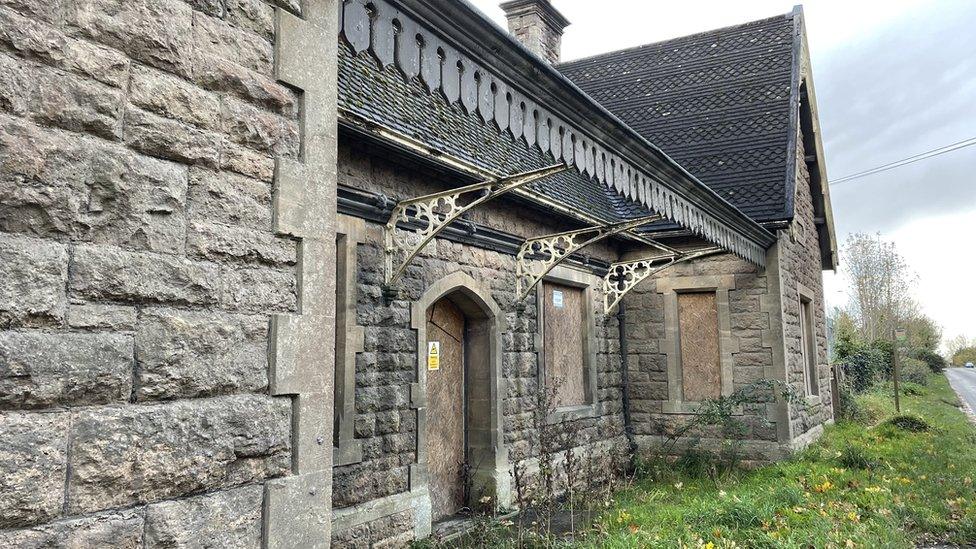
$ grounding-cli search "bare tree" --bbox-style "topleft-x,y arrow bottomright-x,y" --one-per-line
842,233 -> 919,341
946,335 -> 976,358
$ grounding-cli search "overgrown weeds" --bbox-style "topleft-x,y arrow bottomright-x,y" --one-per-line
575,373 -> 976,548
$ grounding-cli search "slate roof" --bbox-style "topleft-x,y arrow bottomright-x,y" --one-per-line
558,12 -> 799,223
338,40 -> 654,225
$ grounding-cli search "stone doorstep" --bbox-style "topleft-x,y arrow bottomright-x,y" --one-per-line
429,509 -> 518,544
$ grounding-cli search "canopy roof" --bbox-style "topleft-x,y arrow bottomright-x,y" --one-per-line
336,0 -> 777,266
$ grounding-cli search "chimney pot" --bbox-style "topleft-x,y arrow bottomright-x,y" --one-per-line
500,0 -> 570,64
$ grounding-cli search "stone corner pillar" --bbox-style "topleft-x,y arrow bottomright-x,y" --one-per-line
263,1 -> 341,548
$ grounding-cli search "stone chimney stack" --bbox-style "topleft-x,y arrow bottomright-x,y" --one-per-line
500,0 -> 570,64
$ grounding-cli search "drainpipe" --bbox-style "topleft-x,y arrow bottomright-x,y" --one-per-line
617,300 -> 638,472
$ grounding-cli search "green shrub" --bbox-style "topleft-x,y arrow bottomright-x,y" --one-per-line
885,414 -> 930,432
841,347 -> 888,392
911,348 -> 947,372
900,358 -> 931,386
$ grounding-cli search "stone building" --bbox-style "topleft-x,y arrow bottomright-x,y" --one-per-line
0,0 -> 835,547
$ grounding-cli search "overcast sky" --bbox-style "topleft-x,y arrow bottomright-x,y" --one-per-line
470,0 -> 976,348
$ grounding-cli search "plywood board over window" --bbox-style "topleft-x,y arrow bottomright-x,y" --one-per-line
799,295 -> 819,396
543,282 -> 586,408
677,291 -> 721,402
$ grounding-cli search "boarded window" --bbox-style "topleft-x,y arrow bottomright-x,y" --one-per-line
677,291 -> 721,402
543,282 -> 585,408
800,297 -> 819,395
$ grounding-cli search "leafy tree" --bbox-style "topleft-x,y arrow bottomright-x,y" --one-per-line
910,348 -> 947,373
902,314 -> 942,352
953,347 -> 976,366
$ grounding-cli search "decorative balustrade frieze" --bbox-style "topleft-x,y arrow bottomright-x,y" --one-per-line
337,0 -> 767,266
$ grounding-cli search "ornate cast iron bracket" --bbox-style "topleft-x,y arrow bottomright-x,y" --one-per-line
603,246 -> 724,313
515,215 -> 663,303
383,164 -> 569,291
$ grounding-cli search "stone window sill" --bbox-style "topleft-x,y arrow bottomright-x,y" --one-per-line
547,402 -> 600,423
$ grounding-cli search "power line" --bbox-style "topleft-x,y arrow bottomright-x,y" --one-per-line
830,135 -> 976,185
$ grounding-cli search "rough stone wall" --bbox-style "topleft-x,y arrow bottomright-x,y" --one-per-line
331,146 -> 628,545
782,134 -> 833,436
623,253 -> 783,462
0,0 -> 302,544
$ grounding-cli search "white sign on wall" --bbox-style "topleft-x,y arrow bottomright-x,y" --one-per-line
552,289 -> 564,308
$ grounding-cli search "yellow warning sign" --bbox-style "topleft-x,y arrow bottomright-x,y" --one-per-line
427,341 -> 440,370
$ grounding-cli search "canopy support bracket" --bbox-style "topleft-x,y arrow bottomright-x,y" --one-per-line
515,215 -> 663,303
603,246 -> 724,313
384,164 -> 568,290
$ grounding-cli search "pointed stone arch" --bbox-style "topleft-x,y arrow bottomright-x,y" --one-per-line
409,271 -> 509,530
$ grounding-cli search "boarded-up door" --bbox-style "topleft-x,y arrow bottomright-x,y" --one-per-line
678,291 -> 721,402
543,282 -> 586,408
425,299 -> 466,520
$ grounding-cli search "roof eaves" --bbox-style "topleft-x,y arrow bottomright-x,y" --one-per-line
349,0 -> 775,263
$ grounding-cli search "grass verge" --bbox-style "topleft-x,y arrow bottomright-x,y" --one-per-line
579,373 -> 976,548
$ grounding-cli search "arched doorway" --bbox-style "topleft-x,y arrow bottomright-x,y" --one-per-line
410,272 -> 508,526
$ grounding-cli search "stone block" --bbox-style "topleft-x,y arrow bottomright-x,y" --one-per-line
0,411 -> 68,528
71,244 -> 221,306
0,510 -> 144,547
0,331 -> 133,409
135,308 -> 268,401
144,485 -> 262,548
0,0 -> 62,23
67,394 -> 291,513
124,107 -> 223,168
66,0 -> 194,77
734,351 -> 772,369
187,168 -> 272,230
219,266 -> 296,313
33,67 -> 123,140
731,312 -> 767,331
332,460 -> 409,508
67,303 -> 138,330
187,220 -> 296,265
0,116 -> 188,253
0,233 -> 66,328
192,11 -> 272,75
221,96 -> 299,156
184,0 -> 224,17
129,64 -> 221,129
356,386 -> 409,414
0,52 -> 32,116
224,0 -> 274,41
0,8 -> 129,88
221,139 -> 275,182
193,54 -> 296,116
